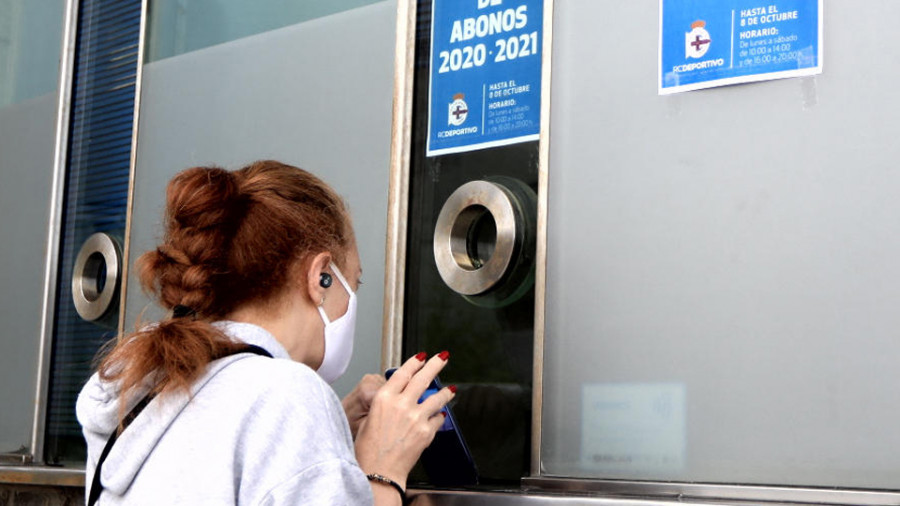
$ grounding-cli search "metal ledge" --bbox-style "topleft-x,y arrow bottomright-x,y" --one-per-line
522,477 -> 900,506
408,488 -> 799,506
0,467 -> 84,487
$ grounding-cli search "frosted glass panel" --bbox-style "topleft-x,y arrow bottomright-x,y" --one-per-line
0,1 -> 64,106
128,1 -> 395,398
542,0 -> 900,490
147,0 -> 381,61
0,0 -> 65,457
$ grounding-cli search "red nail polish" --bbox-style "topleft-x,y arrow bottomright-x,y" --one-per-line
448,385 -> 457,394
437,350 -> 450,361
441,411 -> 448,418
415,352 -> 427,362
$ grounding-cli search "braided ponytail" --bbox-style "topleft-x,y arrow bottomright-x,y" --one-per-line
99,161 -> 351,414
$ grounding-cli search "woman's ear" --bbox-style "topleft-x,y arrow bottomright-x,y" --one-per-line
305,252 -> 333,305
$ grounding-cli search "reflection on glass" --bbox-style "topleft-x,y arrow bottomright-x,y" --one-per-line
146,0 -> 382,61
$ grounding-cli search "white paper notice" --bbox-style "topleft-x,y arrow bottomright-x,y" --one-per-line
581,383 -> 687,473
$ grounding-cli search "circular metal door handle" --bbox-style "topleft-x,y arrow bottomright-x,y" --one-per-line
72,232 -> 122,322
433,177 -> 536,307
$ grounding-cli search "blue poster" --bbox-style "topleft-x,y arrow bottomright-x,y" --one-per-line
427,0 -> 543,157
659,0 -> 822,94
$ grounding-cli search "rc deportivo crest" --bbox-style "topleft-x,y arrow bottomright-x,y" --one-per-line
685,20 -> 711,59
448,93 -> 469,126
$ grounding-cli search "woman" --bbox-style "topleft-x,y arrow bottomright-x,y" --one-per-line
76,160 -> 453,505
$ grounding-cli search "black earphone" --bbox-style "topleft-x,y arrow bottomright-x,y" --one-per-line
319,272 -> 333,288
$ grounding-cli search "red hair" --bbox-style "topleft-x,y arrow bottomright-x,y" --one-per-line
99,160 -> 351,414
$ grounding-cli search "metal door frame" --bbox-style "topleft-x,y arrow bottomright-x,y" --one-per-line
116,0 -> 149,336
29,0 -> 81,469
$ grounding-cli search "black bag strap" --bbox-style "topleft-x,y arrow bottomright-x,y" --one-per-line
87,345 -> 273,506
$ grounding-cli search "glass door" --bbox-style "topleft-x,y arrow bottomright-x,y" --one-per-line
44,0 -> 142,465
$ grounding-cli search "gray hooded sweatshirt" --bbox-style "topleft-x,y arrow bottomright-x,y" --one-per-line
76,321 -> 373,505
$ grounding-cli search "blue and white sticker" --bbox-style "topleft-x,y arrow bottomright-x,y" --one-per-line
659,0 -> 823,94
427,0 -> 543,157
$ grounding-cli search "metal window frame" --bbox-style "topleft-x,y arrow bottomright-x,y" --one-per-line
383,1 -> 900,505
530,0 -> 554,481
117,0 -> 149,336
30,0 -> 81,467
381,0 -> 416,372
520,478 -> 900,506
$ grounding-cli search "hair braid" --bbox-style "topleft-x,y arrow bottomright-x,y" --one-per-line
100,161 -> 351,416
140,167 -> 248,316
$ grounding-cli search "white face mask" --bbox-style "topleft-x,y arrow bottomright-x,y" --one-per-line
316,261 -> 357,384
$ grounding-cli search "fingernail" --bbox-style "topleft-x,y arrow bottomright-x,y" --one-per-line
448,384 -> 457,394
415,352 -> 427,362
441,411 -> 448,418
437,350 -> 450,361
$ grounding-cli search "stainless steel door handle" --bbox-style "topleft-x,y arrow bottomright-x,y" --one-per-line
433,177 -> 536,308
71,232 -> 122,325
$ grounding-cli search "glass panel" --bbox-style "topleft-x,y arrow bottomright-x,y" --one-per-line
126,2 -> 396,399
542,0 -> 900,490
44,0 -> 141,465
146,0 -> 382,61
0,0 -> 65,459
0,1 -> 64,106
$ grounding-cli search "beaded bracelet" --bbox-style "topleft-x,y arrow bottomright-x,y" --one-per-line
366,473 -> 406,503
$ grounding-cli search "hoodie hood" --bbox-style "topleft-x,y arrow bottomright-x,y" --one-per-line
76,321 -> 291,497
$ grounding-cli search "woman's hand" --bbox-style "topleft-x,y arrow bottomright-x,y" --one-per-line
354,351 -> 455,491
342,374 -> 386,439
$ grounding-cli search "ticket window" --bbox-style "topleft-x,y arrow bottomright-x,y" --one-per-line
391,0 -> 545,486
393,0 -> 900,501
